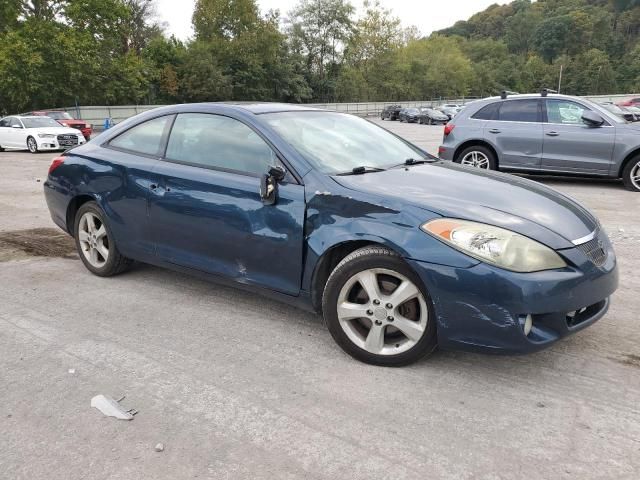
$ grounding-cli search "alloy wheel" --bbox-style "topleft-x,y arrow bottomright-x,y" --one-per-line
336,268 -> 428,356
631,160 -> 640,190
461,151 -> 490,169
27,137 -> 37,153
78,212 -> 109,268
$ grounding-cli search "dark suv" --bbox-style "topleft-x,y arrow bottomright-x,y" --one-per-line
381,105 -> 402,121
438,93 -> 640,192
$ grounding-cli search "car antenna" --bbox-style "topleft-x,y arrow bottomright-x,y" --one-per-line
540,88 -> 558,97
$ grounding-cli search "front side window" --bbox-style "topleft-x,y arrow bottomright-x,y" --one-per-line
46,111 -> 74,120
165,113 -> 277,176
545,100 -> 588,125
497,100 -> 540,122
262,111 -> 428,174
9,117 -> 23,128
109,116 -> 172,156
0,118 -> 11,127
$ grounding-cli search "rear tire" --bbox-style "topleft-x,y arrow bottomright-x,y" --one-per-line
622,157 -> 640,192
455,145 -> 497,170
322,246 -> 438,367
74,201 -> 133,277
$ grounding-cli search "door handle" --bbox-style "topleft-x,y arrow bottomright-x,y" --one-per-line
488,129 -> 501,134
546,131 -> 560,137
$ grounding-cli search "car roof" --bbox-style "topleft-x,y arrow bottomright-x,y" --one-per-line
210,102 -> 323,114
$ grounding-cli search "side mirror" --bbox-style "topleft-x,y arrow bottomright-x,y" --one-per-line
260,165 -> 286,205
11,124 -> 22,129
582,111 -> 604,127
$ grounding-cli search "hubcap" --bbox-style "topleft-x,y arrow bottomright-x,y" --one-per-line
336,268 -> 428,356
78,212 -> 109,268
461,151 -> 490,169
631,160 -> 640,190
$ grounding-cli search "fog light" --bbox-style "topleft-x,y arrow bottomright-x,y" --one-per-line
523,314 -> 533,336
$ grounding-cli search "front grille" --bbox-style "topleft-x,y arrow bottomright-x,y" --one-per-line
576,233 -> 607,267
57,134 -> 78,147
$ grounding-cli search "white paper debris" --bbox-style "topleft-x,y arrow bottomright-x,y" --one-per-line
91,394 -> 135,420
155,443 -> 165,452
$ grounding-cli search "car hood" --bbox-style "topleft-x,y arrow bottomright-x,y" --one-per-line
332,162 -> 598,249
28,127 -> 82,135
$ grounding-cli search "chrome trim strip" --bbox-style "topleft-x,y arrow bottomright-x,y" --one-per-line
572,230 -> 598,246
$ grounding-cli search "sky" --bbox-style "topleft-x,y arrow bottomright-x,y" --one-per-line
155,0 -> 511,41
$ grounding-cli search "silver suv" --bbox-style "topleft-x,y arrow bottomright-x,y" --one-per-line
438,93 -> 640,192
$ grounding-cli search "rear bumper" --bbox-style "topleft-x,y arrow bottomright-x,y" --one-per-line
437,145 -> 454,160
406,240 -> 618,355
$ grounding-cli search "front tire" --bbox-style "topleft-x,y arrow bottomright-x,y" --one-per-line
322,246 -> 437,366
622,157 -> 640,192
74,201 -> 132,277
456,145 -> 497,170
27,136 -> 38,153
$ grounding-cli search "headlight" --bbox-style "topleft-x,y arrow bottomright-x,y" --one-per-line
38,133 -> 55,138
421,219 -> 567,272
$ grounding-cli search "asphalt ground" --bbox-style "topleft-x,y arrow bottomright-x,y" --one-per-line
1,121 -> 639,479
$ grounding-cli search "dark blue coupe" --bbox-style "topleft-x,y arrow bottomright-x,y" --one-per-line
44,103 -> 619,366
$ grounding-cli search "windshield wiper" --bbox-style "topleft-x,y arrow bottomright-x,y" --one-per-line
390,157 -> 437,169
336,166 -> 387,176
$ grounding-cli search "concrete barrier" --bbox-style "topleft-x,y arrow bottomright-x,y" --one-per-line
62,93 -> 640,131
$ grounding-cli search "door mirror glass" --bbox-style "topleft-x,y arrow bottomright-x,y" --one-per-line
260,165 -> 287,205
582,111 -> 605,127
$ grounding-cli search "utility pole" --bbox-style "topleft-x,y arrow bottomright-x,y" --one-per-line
558,64 -> 563,94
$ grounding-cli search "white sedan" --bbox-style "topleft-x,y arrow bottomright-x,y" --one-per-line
0,115 -> 86,153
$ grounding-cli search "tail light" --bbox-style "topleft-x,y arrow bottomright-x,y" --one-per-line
444,124 -> 455,137
48,156 -> 65,174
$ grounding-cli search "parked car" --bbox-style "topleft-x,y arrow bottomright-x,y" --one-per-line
27,110 -> 93,139
380,105 -> 402,121
600,102 -> 636,122
617,97 -> 640,107
438,93 -> 640,192
624,105 -> 640,121
418,108 -> 449,125
44,103 -> 618,366
0,115 -> 86,153
438,104 -> 463,119
398,107 -> 421,123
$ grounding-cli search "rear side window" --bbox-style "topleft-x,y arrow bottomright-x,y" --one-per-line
472,103 -> 500,120
165,113 -> 277,176
497,100 -> 540,122
109,116 -> 172,156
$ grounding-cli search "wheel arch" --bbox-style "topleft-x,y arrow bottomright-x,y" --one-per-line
66,194 -> 98,236
453,140 -> 499,167
309,239 -> 407,313
618,148 -> 640,178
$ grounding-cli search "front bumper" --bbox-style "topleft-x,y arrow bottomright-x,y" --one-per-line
37,136 -> 86,151
407,237 -> 618,355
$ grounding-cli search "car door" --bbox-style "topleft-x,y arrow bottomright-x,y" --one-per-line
2,117 -> 24,148
541,99 -> 615,173
483,99 -> 543,169
0,117 -> 12,147
148,112 -> 306,296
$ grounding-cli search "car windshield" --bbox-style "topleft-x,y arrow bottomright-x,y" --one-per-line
22,117 -> 62,128
589,101 -> 627,123
46,111 -> 73,120
407,108 -> 419,114
262,111 -> 428,174
424,109 -> 440,115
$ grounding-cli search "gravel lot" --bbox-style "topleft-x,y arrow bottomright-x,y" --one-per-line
1,121 -> 639,479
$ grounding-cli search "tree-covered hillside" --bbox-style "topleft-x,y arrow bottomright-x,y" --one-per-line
438,0 -> 640,96
1,0 -> 639,114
